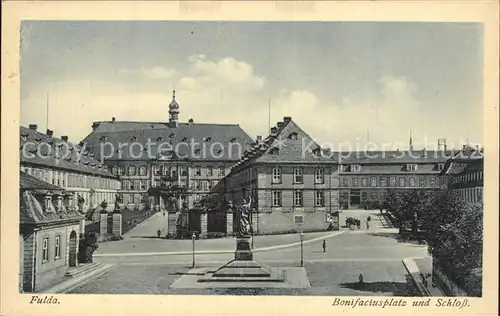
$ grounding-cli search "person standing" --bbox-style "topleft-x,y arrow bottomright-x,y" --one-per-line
322,240 -> 326,253
157,229 -> 161,238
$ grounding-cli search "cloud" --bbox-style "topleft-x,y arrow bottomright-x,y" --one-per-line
141,66 -> 177,80
178,56 -> 266,92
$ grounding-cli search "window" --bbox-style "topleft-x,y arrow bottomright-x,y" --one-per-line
370,177 -> 377,187
195,167 -> 201,176
128,166 -> 136,176
380,176 -> 387,187
118,166 -> 125,176
207,168 -> 213,176
135,181 -> 140,191
141,181 -> 147,190
315,168 -> 324,184
399,177 -> 406,187
352,178 -> 359,187
139,166 -> 148,176
407,164 -> 418,172
370,192 -> 378,200
272,167 -> 281,184
218,166 -> 225,176
390,176 -> 396,187
195,181 -> 201,190
112,166 -> 118,175
293,191 -> 303,207
42,237 -> 49,263
351,165 -> 361,172
315,191 -> 325,207
54,235 -> 61,259
270,147 -> 280,155
429,177 -> 436,187
419,177 -> 426,186
180,167 -> 187,176
409,177 -> 416,187
272,191 -> 282,207
342,178 -> 349,187
437,163 -> 445,171
361,177 -> 368,187
294,168 -> 303,183
202,181 -> 209,191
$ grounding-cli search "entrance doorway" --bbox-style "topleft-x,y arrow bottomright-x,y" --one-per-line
68,230 -> 77,267
350,189 -> 361,206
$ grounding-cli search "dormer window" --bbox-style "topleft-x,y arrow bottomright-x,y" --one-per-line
407,164 -> 418,172
169,133 -> 175,139
437,163 -> 445,171
182,137 -> 188,143
288,132 -> 298,140
100,136 -> 107,141
230,137 -> 237,143
194,149 -> 201,155
131,136 -> 137,141
351,165 -> 362,172
156,137 -> 163,142
204,137 -> 212,142
270,147 -> 280,155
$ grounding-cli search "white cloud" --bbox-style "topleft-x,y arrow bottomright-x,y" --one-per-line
141,66 -> 177,80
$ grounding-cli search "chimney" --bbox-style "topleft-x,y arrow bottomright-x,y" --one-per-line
78,141 -> 84,147
283,116 -> 292,123
112,117 -> 116,122
92,122 -> 100,131
61,136 -> 68,142
29,124 -> 38,131
270,127 -> 278,136
188,118 -> 194,124
256,135 -> 262,143
46,129 -> 54,137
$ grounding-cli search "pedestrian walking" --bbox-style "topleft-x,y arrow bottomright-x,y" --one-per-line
322,240 -> 326,253
359,273 -> 364,284
163,211 -> 166,217
366,221 -> 370,230
157,229 -> 161,238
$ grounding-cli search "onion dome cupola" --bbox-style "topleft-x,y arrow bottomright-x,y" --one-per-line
169,89 -> 180,127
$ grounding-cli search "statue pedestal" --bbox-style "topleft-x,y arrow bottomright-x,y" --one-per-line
234,236 -> 253,261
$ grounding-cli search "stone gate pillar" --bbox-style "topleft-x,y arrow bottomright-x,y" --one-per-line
112,212 -> 122,238
166,212 -> 178,238
99,212 -> 108,241
226,211 -> 233,236
200,213 -> 208,238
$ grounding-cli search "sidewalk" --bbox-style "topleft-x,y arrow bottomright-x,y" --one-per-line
44,263 -> 116,293
95,231 -> 345,258
403,257 -> 445,296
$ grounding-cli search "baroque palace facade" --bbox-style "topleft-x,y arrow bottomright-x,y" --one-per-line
20,125 -> 121,213
81,91 -> 254,236
337,148 -> 451,209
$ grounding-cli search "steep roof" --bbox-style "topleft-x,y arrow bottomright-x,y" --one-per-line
20,172 -> 84,225
82,121 -> 254,162
20,126 -> 116,178
230,117 -> 335,174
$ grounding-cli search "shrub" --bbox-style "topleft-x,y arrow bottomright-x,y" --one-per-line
78,232 -> 99,263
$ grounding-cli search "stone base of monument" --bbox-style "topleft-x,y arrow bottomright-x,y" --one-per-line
170,236 -> 311,289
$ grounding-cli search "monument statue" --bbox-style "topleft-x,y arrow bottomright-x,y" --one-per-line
114,193 -> 122,211
237,197 -> 252,237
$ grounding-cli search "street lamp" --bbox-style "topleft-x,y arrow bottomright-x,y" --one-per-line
191,232 -> 196,268
300,230 -> 304,267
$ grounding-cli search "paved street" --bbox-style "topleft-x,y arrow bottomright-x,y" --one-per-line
71,210 -> 424,295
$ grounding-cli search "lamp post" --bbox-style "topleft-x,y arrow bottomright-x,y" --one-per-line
191,232 -> 196,268
300,230 -> 304,267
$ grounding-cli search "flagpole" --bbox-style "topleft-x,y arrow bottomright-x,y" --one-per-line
46,92 -> 49,131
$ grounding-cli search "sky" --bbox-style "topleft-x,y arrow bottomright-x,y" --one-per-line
20,21 -> 483,150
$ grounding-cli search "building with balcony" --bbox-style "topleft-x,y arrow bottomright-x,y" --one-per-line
20,125 -> 121,213
81,91 -> 254,236
223,117 -> 340,235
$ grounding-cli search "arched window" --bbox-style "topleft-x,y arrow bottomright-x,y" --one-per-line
139,165 -> 148,176
288,132 -> 298,140
270,147 -> 279,155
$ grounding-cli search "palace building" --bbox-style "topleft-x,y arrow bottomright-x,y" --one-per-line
20,125 -> 121,213
337,147 -> 452,209
222,117 -> 340,235
81,91 -> 254,236
441,145 -> 484,206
